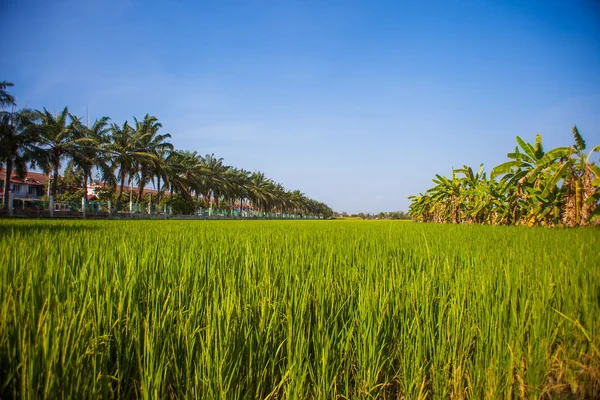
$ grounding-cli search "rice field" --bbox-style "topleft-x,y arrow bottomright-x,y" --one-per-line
0,220 -> 598,399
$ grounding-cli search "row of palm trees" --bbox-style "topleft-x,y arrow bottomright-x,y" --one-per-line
0,82 -> 333,217
408,128 -> 600,227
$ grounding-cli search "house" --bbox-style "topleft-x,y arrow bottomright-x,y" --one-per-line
1,171 -> 259,214
87,180 -> 163,200
0,169 -> 48,203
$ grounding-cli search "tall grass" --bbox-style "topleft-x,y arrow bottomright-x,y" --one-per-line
0,220 -> 598,399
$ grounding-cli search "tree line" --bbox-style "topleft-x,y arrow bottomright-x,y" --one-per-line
0,81 -> 333,217
337,211 -> 409,220
408,129 -> 600,227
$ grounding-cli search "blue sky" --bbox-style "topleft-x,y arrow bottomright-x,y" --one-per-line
2,0 -> 600,213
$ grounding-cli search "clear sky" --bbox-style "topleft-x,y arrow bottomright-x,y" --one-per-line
2,0 -> 600,213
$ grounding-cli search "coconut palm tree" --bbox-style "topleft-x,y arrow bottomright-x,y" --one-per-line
163,150 -> 190,197
0,109 -> 40,209
235,169 -> 252,215
132,114 -> 173,207
69,116 -> 111,213
219,167 -> 248,215
106,120 -> 150,211
152,148 -> 173,206
173,150 -> 206,204
269,182 -> 289,216
202,154 -> 227,213
249,171 -> 273,213
0,81 -> 16,108
289,189 -> 306,216
34,107 -> 77,199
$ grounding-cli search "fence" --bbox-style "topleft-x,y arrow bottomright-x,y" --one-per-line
0,196 -> 324,220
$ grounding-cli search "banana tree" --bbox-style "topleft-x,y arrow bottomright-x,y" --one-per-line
562,126 -> 600,226
454,165 -> 508,224
491,134 -> 572,225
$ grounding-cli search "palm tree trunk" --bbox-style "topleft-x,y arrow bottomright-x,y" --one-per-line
129,173 -> 134,210
207,191 -> 212,214
52,164 -> 59,198
137,171 -> 146,206
2,159 -> 13,209
116,168 -> 127,211
82,173 -> 89,216
156,176 -> 161,204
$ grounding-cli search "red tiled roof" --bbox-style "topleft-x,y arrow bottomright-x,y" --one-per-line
0,169 -> 49,185
89,181 -> 164,197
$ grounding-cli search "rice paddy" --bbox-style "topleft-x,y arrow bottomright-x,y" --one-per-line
0,219 -> 598,399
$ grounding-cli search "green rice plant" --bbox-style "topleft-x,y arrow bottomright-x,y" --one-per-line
0,220 -> 598,399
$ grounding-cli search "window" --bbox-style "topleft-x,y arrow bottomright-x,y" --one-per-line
11,184 -> 21,193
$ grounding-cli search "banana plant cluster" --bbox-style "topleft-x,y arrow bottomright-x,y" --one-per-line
408,127 -> 600,227
0,83 -> 332,217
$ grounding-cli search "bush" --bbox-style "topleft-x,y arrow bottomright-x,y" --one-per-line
159,194 -> 196,215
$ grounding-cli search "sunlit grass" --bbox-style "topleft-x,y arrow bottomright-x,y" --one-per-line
0,220 -> 598,399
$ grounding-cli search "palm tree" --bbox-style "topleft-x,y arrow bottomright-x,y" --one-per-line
106,121 -> 139,211
289,189 -> 306,216
170,150 -> 205,204
132,114 -> 173,207
0,81 -> 16,108
163,150 -> 190,197
202,154 -> 227,213
0,91 -> 335,217
0,109 -> 40,209
69,116 -> 111,213
34,107 -> 76,199
153,148 -> 173,206
249,171 -> 273,213
227,168 -> 251,215
269,182 -> 288,216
